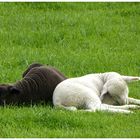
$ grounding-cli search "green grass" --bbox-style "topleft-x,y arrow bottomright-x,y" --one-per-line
0,2 -> 140,137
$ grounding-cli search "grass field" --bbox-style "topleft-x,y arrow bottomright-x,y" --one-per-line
0,2 -> 140,138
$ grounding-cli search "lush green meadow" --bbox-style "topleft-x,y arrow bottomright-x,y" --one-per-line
0,2 -> 140,137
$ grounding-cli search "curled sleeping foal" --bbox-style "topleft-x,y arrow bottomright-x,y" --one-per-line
0,63 -> 67,105
53,72 -> 140,114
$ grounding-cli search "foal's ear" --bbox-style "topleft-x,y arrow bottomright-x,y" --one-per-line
121,76 -> 140,83
8,86 -> 21,94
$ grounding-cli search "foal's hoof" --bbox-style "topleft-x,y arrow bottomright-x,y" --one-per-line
69,106 -> 77,111
124,110 -> 133,114
129,105 -> 140,109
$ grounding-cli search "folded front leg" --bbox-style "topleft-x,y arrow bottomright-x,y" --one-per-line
128,97 -> 140,105
101,104 -> 140,110
86,103 -> 133,114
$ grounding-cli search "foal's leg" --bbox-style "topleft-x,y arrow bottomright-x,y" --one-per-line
86,103 -> 133,114
128,97 -> 140,105
101,104 -> 140,110
82,91 -> 133,114
55,105 -> 77,111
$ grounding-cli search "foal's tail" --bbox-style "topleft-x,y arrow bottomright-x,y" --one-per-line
121,76 -> 140,83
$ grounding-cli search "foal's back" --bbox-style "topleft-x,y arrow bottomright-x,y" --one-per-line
22,66 -> 67,103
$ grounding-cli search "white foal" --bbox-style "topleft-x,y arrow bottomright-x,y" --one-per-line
53,72 -> 140,114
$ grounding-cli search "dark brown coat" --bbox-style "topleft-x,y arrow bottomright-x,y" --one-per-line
0,63 -> 67,105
